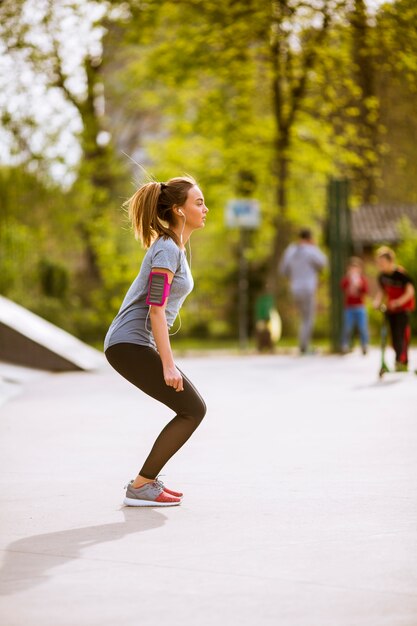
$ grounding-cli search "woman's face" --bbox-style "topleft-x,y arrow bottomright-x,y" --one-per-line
180,185 -> 208,230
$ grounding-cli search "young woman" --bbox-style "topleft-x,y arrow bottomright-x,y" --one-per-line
104,176 -> 208,507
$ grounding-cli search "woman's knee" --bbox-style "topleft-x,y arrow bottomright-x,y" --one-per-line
183,397 -> 206,425
198,398 -> 207,422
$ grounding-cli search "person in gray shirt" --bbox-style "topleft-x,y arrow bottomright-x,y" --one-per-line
279,228 -> 327,354
105,176 -> 208,507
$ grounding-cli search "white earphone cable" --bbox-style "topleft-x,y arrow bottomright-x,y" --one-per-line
145,307 -> 182,336
180,212 -> 186,245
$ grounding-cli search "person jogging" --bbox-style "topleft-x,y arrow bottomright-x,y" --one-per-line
279,228 -> 327,354
104,176 -> 208,506
373,246 -> 415,371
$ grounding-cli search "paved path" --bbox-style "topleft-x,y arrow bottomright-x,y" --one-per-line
0,349 -> 416,626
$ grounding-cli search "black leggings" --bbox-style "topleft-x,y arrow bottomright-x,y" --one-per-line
105,343 -> 206,479
387,311 -> 410,364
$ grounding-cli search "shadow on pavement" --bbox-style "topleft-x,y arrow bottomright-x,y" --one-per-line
0,507 -> 167,596
352,378 -> 403,390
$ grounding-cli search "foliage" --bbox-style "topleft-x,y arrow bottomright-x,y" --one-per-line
1,0 -> 417,345
396,219 -> 417,334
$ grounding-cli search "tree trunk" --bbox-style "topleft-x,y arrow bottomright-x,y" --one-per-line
267,1 -> 331,293
76,56 -> 116,286
351,0 -> 379,203
266,134 -> 293,292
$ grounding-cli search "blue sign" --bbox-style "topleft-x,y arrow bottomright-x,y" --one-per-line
225,199 -> 260,229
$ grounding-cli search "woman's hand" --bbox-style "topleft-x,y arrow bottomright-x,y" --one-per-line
163,364 -> 184,392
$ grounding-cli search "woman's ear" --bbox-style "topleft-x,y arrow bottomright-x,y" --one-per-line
173,205 -> 185,217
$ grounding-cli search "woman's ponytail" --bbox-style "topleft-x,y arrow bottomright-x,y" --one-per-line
125,175 -> 196,248
127,181 -> 161,248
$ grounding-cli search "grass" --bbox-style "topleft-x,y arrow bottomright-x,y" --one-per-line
171,335 -> 334,355
171,334 -> 417,355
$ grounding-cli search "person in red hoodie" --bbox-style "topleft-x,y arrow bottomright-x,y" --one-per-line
373,246 -> 415,371
341,257 -> 369,354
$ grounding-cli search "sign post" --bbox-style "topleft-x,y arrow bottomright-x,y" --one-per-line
225,199 -> 260,349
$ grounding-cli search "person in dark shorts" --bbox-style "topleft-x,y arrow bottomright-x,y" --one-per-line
104,176 -> 208,506
373,246 -> 415,371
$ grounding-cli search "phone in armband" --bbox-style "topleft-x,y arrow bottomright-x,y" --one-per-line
146,271 -> 171,306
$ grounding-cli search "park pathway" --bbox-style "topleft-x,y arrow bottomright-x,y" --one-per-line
0,349 -> 416,626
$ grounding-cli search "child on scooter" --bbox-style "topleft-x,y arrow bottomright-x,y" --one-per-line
373,246 -> 415,371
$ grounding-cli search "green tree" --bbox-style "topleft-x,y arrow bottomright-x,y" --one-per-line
2,0 -> 417,345
374,0 -> 417,204
0,0 -> 140,342
348,0 -> 380,202
396,219 -> 417,335
103,1 -> 342,285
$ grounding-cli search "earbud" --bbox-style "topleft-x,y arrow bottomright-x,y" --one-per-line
178,209 -> 186,245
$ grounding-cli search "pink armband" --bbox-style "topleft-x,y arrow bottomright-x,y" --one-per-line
146,271 -> 171,306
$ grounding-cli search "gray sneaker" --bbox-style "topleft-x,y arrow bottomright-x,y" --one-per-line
124,480 -> 181,507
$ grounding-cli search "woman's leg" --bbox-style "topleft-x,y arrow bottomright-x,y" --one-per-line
105,343 -> 206,480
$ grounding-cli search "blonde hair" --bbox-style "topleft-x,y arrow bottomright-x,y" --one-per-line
375,246 -> 396,262
126,176 -> 197,248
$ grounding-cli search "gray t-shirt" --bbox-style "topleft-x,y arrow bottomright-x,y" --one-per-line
104,236 -> 193,351
279,243 -> 327,293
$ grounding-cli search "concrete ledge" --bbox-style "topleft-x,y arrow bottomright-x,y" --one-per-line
0,295 -> 103,371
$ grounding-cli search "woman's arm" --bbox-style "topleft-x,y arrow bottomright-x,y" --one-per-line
149,268 -> 184,392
